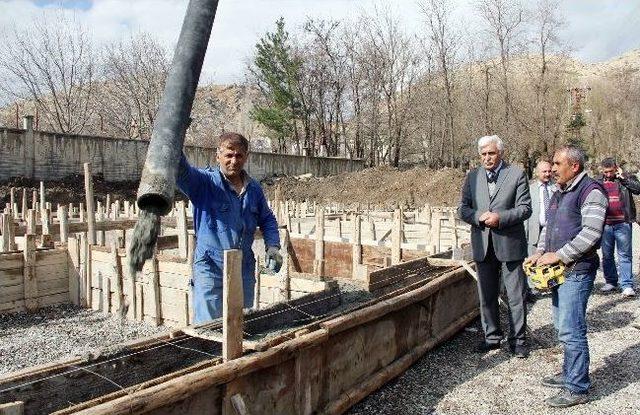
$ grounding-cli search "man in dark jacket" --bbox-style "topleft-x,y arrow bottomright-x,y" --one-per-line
597,157 -> 640,297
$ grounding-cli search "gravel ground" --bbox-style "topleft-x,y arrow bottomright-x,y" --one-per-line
348,274 -> 640,415
0,304 -> 168,374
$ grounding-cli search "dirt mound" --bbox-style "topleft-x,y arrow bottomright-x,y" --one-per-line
0,174 -> 140,208
264,166 -> 466,208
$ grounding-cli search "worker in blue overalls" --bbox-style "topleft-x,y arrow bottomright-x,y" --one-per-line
176,132 -> 281,323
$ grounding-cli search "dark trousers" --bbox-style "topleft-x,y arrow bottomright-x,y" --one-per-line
476,238 -> 527,345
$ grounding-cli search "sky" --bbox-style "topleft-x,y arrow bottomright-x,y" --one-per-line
0,0 -> 639,85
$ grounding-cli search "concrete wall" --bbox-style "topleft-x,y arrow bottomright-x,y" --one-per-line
0,124 -> 364,182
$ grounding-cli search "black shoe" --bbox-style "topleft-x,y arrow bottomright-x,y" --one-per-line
510,344 -> 529,358
476,341 -> 501,353
541,373 -> 565,388
546,388 -> 589,408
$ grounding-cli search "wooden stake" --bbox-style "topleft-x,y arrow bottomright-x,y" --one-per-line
450,211 -> 459,248
135,283 -> 144,321
391,209 -> 402,265
39,181 -> 45,213
187,233 -> 195,266
253,257 -> 261,309
110,239 -> 124,313
23,234 -> 38,311
67,236 -> 80,305
41,208 -> 50,236
176,201 -> 188,258
26,209 -> 36,235
103,275 -> 111,314
223,249 -> 244,361
9,187 -> 15,219
84,162 -> 96,245
1,213 -> 11,252
149,252 -> 161,326
313,207 -> 325,276
80,234 -> 92,308
279,228 -> 290,301
105,194 -> 111,218
21,188 -> 27,220
432,213 -> 441,254
58,206 -> 69,243
352,214 -> 362,279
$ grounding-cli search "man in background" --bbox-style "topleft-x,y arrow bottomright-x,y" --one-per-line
597,157 -> 640,297
525,159 -> 556,300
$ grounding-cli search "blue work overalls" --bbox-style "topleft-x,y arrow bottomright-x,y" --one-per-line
176,156 -> 280,324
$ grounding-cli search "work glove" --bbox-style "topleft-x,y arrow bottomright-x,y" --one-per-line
265,246 -> 283,274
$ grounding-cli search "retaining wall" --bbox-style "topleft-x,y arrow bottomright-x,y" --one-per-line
0,126 -> 364,182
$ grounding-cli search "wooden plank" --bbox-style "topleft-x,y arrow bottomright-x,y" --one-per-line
35,249 -> 68,266
157,260 -> 192,277
223,249 -> 243,361
0,267 -> 23,287
0,401 -> 24,415
0,284 -> 24,302
157,271 -> 190,290
22,235 -> 37,311
35,277 -> 68,297
0,253 -> 22,270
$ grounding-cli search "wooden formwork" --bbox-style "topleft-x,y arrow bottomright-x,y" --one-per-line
0,255 -> 478,414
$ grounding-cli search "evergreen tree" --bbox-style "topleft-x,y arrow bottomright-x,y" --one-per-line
249,18 -> 303,153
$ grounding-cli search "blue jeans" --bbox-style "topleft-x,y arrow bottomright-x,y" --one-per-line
601,222 -> 633,289
552,270 -> 595,394
192,274 -> 255,324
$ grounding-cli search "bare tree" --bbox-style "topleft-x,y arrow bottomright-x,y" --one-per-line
477,0 -> 525,135
98,33 -> 169,139
0,12 -> 95,133
420,0 -> 460,167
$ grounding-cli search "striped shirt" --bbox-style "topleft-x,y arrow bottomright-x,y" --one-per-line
537,171 -> 608,264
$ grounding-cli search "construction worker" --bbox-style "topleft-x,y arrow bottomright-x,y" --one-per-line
525,145 -> 607,408
597,157 -> 640,297
176,132 -> 281,323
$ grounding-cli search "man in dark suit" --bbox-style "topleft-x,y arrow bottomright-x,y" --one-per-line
458,135 -> 532,357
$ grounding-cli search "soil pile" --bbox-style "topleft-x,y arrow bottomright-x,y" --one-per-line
263,166 -> 466,208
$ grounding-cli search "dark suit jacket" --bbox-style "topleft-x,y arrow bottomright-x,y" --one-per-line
458,163 -> 532,262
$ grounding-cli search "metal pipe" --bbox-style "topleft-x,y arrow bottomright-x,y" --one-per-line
136,0 -> 219,215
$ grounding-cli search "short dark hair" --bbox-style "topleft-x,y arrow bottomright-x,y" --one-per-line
218,132 -> 249,153
601,157 -> 617,168
556,145 -> 586,171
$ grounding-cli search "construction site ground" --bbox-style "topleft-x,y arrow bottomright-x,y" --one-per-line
2,167 -> 640,414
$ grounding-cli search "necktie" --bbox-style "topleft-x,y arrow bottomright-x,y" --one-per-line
543,183 -> 550,214
487,170 -> 497,183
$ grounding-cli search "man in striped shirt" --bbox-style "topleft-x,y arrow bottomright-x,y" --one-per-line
525,145 -> 607,408
597,157 -> 640,297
